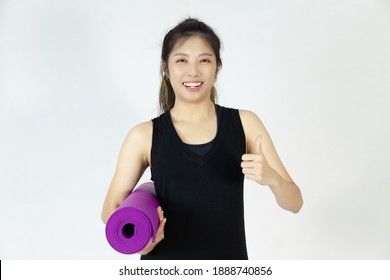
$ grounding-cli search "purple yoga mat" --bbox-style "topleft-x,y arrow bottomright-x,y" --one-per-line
105,181 -> 160,254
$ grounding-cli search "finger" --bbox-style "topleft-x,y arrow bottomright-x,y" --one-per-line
242,167 -> 259,175
157,206 -> 164,221
241,154 -> 262,161
241,160 -> 262,168
242,168 -> 252,175
153,218 -> 167,243
255,135 -> 263,155
241,154 -> 264,163
158,217 -> 167,231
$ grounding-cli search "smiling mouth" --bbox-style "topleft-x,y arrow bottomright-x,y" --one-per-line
182,82 -> 203,89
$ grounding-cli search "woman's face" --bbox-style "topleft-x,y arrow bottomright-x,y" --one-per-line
167,35 -> 218,105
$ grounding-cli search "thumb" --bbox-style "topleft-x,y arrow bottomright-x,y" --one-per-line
254,135 -> 263,155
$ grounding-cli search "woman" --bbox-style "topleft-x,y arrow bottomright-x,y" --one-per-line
101,18 -> 303,260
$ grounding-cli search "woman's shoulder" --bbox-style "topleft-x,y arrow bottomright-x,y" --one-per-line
237,109 -> 267,138
126,120 -> 153,142
238,109 -> 257,119
237,109 -> 263,126
217,105 -> 264,130
121,120 -> 153,165
218,105 -> 259,120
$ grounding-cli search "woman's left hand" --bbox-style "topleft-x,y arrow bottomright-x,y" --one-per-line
241,135 -> 279,186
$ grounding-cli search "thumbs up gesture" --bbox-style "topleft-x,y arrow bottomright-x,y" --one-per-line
241,135 -> 277,186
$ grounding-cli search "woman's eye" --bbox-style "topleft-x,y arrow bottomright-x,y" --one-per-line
177,59 -> 186,63
200,59 -> 210,63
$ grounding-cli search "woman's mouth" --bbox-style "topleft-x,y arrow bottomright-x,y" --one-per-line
182,82 -> 203,90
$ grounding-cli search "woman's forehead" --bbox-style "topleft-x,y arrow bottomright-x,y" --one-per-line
171,35 -> 214,55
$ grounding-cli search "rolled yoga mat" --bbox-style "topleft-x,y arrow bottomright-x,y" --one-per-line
105,181 -> 160,254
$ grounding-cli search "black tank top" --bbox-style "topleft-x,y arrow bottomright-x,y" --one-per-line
141,105 -> 248,260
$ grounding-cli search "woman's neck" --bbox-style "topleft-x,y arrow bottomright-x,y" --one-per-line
170,100 -> 216,124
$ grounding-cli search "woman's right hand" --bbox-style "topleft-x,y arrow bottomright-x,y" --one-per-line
138,206 -> 167,255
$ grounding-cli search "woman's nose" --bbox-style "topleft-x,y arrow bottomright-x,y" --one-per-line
186,63 -> 200,77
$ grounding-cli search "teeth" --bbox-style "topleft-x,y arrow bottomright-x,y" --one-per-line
183,82 -> 203,88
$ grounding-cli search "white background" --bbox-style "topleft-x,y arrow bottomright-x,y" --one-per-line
0,0 -> 389,259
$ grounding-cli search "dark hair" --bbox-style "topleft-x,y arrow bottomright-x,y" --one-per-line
159,18 -> 222,113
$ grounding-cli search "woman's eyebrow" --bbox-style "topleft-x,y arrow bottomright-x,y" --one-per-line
173,53 -> 188,57
199,53 -> 214,57
173,53 -> 214,57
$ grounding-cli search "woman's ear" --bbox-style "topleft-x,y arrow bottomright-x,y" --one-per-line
215,65 -> 221,80
161,61 -> 169,79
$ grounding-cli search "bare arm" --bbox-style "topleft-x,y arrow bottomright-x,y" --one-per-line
101,120 -> 167,254
239,110 -> 303,213
101,121 -> 152,224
